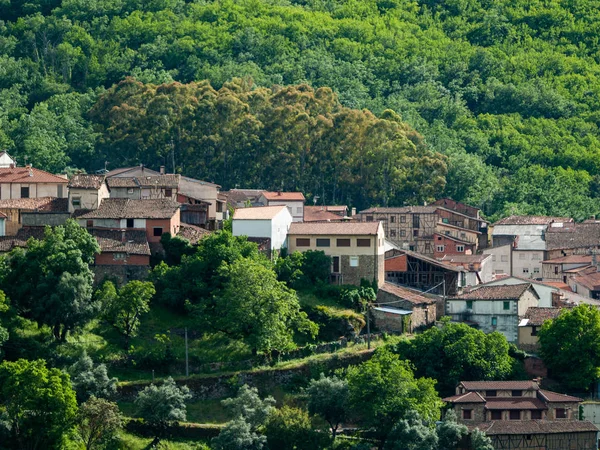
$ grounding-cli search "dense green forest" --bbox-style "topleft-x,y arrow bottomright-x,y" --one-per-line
3,0 -> 600,217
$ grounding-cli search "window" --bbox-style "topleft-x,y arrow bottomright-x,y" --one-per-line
503,301 -> 510,310
460,232 -> 466,239
390,216 -> 395,223
126,218 -> 134,228
296,238 -> 310,247
490,411 -> 502,420
296,207 -> 302,214
409,245 -> 415,251
466,300 -> 473,309
413,214 -> 420,228
400,215 -> 406,223
486,390 -> 497,397
462,410 -> 472,420
445,230 -> 450,235
127,188 -> 134,194
523,268 -> 529,274
519,253 -> 526,260
531,326 -> 538,336
442,218 -> 449,224
357,239 -> 371,247
491,317 -> 498,327
437,236 -> 442,241
113,253 -> 126,260
72,197 -> 81,208
332,256 -> 340,273
457,245 -> 465,252
533,267 -> 540,274
532,253 -> 540,260
316,238 -> 330,247
390,230 -> 396,238
512,390 -> 522,397
350,256 -> 359,267
424,243 -> 431,253
86,220 -> 93,228
57,185 -> 63,197
501,255 -> 508,262
337,238 -> 351,247
153,227 -> 163,237
531,410 -> 542,419
554,266 -> 559,275
366,215 -> 373,222
413,229 -> 419,237
436,245 -> 445,252
509,410 -> 520,420
400,230 -> 406,237
164,188 -> 172,197
555,408 -> 566,419
20,186 -> 29,198
492,255 -> 497,262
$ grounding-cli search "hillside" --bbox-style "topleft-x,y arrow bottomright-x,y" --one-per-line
2,0 -> 600,218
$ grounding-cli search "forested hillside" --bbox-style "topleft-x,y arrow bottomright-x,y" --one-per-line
2,0 -> 600,217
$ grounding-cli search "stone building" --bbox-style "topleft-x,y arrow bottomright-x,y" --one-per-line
67,174 -> 110,213
374,282 -> 436,333
518,307 -> 561,351
287,221 -> 385,286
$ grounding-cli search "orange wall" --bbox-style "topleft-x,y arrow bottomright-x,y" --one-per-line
385,255 -> 407,272
146,210 -> 180,243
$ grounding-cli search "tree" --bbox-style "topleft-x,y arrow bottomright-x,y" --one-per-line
301,250 -> 332,286
470,428 -> 494,450
77,396 -> 123,450
102,280 -> 155,348
265,406 -> 329,450
437,409 -> 468,450
306,373 -> 349,439
69,351 -> 118,402
160,233 -> 195,266
212,417 -> 267,450
274,251 -> 305,288
538,304 -> 600,391
135,377 -> 191,444
0,220 -> 100,341
384,410 -> 438,450
0,359 -> 78,449
0,291 -> 9,361
346,348 -> 443,445
210,257 -> 318,355
394,319 -> 514,396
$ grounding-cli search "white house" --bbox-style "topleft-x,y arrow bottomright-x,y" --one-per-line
232,205 -> 293,253
67,174 -> 110,213
0,152 -> 16,168
258,191 -> 305,222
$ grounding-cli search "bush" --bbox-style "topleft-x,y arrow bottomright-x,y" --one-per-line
265,406 -> 330,450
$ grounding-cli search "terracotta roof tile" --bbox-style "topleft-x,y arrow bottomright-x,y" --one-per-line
0,197 -> 68,212
538,389 -> 583,403
484,397 -> 547,410
106,177 -> 139,188
475,420 -> 598,435
545,222 -> 600,250
378,282 -> 435,305
78,198 -> 180,220
233,205 -> 288,220
573,272 -> 600,291
262,191 -> 305,201
542,255 -> 592,264
455,283 -> 535,300
460,381 -> 540,391
289,221 -> 381,236
442,391 -> 486,403
0,167 -> 68,184
177,223 -> 211,245
68,174 -> 105,189
522,307 -> 561,326
91,229 -> 150,256
304,206 -> 346,222
494,216 -> 571,226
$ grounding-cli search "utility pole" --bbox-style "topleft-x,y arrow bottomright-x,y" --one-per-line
366,302 -> 371,350
185,327 -> 189,377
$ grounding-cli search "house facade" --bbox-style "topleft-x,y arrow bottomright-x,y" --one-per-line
232,205 -> 293,253
374,283 -> 436,332
446,284 -> 540,342
518,307 -> 561,351
439,254 -> 494,285
542,255 -> 592,282
259,191 -> 305,222
67,174 -> 110,213
0,165 -> 67,200
287,221 -> 385,286
433,232 -> 476,258
0,197 -> 69,235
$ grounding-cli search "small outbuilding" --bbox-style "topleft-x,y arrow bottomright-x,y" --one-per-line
374,283 -> 436,333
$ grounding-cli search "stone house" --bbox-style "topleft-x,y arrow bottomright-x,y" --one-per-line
0,197 -> 69,235
542,254 -> 592,282
76,198 -> 181,244
67,174 -> 110,213
259,191 -> 305,222
232,205 -> 293,255
439,254 -> 494,285
374,282 -> 436,333
446,283 -> 540,342
287,221 -> 385,286
518,307 -> 561,351
106,174 -> 180,200
570,272 -> 600,299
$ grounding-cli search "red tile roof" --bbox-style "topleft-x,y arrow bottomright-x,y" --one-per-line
91,229 -> 150,256
0,197 -> 68,212
475,420 -> 598,435
521,307 -> 561,326
0,167 -> 68,184
442,392 -> 486,403
68,174 -> 105,189
78,198 -> 180,220
573,272 -> 600,291
262,191 -> 305,201
460,381 -> 540,391
455,283 -> 535,301
483,397 -> 547,410
494,216 -> 572,226
177,224 -> 211,245
542,255 -> 592,264
289,221 -> 381,236
303,206 -> 346,222
538,389 -> 582,403
377,283 -> 435,305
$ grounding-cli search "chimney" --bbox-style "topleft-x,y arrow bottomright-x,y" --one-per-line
26,164 -> 33,177
160,165 -> 165,175
9,163 -> 14,169
277,190 -> 282,196
351,207 -> 356,216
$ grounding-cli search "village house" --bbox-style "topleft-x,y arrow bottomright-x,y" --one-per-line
357,204 -> 485,256
303,205 -> 349,222
439,254 -> 494,285
446,284 -> 540,342
373,283 -> 436,333
106,174 -> 180,200
518,307 -> 561,351
570,272 -> 600,299
541,254 -> 593,283
67,174 -> 110,213
287,221 -> 385,286
544,221 -> 600,259
258,191 -> 305,222
232,205 -> 293,256
76,198 -> 181,245
443,380 -> 598,450
433,232 -> 477,257
0,197 -> 69,235
90,228 -> 151,285
222,189 -> 265,208
0,163 -> 67,201
0,152 -> 16,168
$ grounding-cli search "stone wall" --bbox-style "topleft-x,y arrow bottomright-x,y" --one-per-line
21,212 -> 70,227
93,264 -> 149,286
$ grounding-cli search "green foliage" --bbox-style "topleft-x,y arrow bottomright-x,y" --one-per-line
437,409 -> 468,450
102,280 -> 156,348
0,220 -> 100,341
135,377 -> 192,439
470,428 -> 494,450
265,406 -> 329,450
394,320 -> 514,396
538,304 -> 600,391
0,291 -> 9,361
0,358 -> 78,449
212,417 -> 267,450
221,385 -> 275,430
69,351 -> 118,402
346,347 -> 443,445
301,250 -> 333,286
160,233 -> 195,266
77,396 -> 123,450
306,373 -> 349,439
384,410 -> 438,450
275,251 -> 306,288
